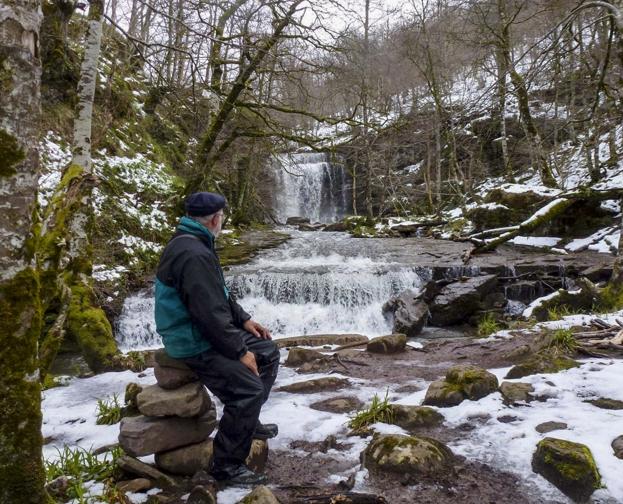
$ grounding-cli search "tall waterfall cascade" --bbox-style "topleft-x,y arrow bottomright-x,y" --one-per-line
115,232 -> 426,350
272,152 -> 350,223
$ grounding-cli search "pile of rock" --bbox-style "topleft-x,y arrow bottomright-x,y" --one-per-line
118,350 -> 267,479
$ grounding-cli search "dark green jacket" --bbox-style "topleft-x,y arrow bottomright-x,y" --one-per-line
154,217 -> 251,359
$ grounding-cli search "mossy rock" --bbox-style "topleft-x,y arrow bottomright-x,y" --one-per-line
527,289 -> 596,322
389,405 -> 444,430
465,204 -> 515,232
531,437 -> 601,502
422,380 -> 465,407
445,364 -> 499,400
285,347 -> 325,367
362,434 -> 454,477
505,353 -> 579,379
238,485 -> 279,504
366,334 -> 407,354
499,382 -> 535,405
583,398 -> 623,410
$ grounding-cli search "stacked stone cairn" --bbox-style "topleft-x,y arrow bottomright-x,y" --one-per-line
118,349 -> 268,486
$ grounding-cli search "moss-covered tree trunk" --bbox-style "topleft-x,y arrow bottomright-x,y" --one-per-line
38,0 -> 121,375
0,1 -> 46,502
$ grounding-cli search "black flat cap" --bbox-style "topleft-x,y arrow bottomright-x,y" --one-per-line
185,192 -> 227,216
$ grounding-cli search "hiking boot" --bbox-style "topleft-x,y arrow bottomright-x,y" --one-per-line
210,463 -> 267,487
253,422 -> 278,440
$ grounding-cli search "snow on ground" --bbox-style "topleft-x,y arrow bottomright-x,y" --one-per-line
43,333 -> 623,503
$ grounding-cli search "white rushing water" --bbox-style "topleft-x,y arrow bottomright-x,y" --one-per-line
272,152 -> 350,223
115,231 -> 426,351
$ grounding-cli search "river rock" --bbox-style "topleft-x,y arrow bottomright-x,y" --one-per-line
466,203 -> 515,232
238,485 -> 279,504
612,435 -> 623,459
362,434 -> 454,477
285,347 -> 325,367
137,382 -> 211,418
499,382 -> 535,405
366,334 -> 407,354
116,455 -> 176,487
118,407 -> 217,456
389,405 -> 444,430
276,334 -> 368,348
505,352 -> 579,379
531,437 -> 601,502
382,290 -> 429,337
525,288 -> 597,322
155,439 -> 267,476
535,421 -> 568,434
187,485 -> 217,504
429,275 -> 498,326
423,365 -> 499,407
323,221 -> 348,232
277,377 -> 351,394
310,396 -> 364,413
299,222 -> 325,231
154,361 -> 198,390
45,476 -> 70,500
583,398 -> 623,410
125,383 -> 143,409
484,185 -> 553,219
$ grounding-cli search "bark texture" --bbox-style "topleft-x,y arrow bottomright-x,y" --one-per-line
0,1 -> 46,502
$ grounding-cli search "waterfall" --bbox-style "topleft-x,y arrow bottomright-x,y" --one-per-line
115,231 -> 425,350
272,152 -> 350,223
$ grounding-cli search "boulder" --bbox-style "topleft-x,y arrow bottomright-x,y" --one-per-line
116,478 -> 152,493
429,275 -> 498,326
366,334 -> 407,354
155,439 -> 268,476
298,222 -> 325,231
524,289 -> 597,322
535,422 -> 568,434
531,437 -> 601,502
238,485 -> 280,504
612,435 -> 623,459
284,347 -> 326,367
276,377 -> 351,394
583,398 -> 623,410
362,434 -> 454,477
309,396 -> 364,414
155,439 -> 213,476
118,407 -> 217,456
154,362 -> 198,390
116,455 -> 176,487
423,365 -> 499,407
466,203 -> 515,232
276,334 -> 368,348
187,486 -> 217,504
389,405 -> 444,430
499,382 -> 535,405
484,185 -> 554,219
137,382 -> 211,418
505,353 -> 579,379
382,290 -> 429,337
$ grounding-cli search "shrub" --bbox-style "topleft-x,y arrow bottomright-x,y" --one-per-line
548,328 -> 578,354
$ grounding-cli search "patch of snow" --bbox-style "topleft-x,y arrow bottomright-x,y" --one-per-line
510,236 -> 560,248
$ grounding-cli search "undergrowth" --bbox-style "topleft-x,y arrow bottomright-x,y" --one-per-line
476,312 -> 501,337
548,328 -> 578,354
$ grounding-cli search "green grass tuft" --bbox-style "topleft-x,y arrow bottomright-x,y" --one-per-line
477,312 -> 501,338
348,389 -> 394,431
548,328 -> 578,354
95,394 -> 122,425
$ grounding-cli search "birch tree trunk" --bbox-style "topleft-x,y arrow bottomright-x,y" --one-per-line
0,1 -> 46,501
39,0 -> 120,374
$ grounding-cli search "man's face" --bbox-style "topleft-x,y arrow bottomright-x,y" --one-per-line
212,210 -> 225,237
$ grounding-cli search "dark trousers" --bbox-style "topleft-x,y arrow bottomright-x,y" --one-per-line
182,333 -> 280,466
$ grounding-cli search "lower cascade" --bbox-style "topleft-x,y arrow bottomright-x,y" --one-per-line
115,231 -> 425,351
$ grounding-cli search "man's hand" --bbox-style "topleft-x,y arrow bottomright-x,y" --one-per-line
243,319 -> 272,340
240,351 -> 259,376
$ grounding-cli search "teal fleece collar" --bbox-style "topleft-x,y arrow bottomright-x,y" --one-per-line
177,216 -> 215,246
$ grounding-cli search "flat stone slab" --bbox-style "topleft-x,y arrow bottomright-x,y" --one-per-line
116,455 -> 175,487
276,377 -> 351,394
309,396 -> 364,413
276,334 -> 368,348
119,407 -> 217,457
536,421 -> 568,434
